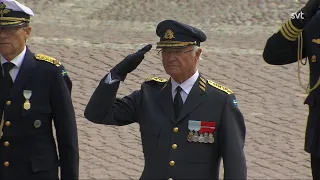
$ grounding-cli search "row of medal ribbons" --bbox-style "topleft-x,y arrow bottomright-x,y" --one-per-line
187,131 -> 215,143
187,120 -> 216,144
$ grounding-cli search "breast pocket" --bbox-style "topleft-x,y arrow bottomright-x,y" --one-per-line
140,125 -> 161,155
186,142 -> 215,163
23,105 -> 53,135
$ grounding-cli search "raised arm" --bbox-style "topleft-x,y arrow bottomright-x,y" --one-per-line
84,77 -> 142,126
84,44 -> 152,126
263,0 -> 320,65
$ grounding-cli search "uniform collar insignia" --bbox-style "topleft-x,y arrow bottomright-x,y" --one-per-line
199,76 -> 206,92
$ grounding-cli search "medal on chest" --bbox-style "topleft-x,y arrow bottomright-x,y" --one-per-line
23,90 -> 32,110
188,120 -> 216,144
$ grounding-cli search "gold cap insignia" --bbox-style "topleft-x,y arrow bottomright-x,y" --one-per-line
312,55 -> 316,62
0,3 -> 11,17
164,29 -> 175,40
312,39 -> 320,44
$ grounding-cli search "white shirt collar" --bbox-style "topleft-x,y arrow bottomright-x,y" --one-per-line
171,70 -> 199,94
1,46 -> 26,68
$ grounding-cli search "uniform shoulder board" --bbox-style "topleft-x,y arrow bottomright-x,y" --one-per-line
208,80 -> 233,94
35,54 -> 61,67
145,76 -> 168,83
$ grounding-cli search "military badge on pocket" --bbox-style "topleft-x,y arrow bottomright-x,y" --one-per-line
188,120 -> 216,144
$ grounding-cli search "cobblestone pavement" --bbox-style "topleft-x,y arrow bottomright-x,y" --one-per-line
19,0 -> 314,179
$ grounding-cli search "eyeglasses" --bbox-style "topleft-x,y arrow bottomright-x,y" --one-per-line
158,48 -> 194,57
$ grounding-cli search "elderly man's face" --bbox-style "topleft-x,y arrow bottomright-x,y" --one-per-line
161,45 -> 202,82
0,24 -> 31,60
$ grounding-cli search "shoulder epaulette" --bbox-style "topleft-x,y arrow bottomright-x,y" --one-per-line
208,80 -> 233,94
145,76 -> 168,83
35,54 -> 61,67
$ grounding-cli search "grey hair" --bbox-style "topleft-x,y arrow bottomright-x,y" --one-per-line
192,45 -> 202,60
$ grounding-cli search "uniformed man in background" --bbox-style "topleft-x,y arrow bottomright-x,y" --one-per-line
85,19 -> 247,179
0,0 -> 79,179
262,0 -> 320,179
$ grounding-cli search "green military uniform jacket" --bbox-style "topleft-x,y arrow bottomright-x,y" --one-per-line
84,73 -> 247,179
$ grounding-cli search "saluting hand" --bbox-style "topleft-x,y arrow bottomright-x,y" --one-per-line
111,44 -> 152,81
301,0 -> 320,20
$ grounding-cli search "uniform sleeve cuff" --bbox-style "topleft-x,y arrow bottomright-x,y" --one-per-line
279,19 -> 303,41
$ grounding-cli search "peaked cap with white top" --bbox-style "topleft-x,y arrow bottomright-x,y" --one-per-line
0,0 -> 34,26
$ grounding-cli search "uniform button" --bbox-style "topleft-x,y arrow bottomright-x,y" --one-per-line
4,161 -> 9,167
169,160 -> 175,166
173,127 -> 178,132
4,141 -> 9,147
5,121 -> 10,127
172,144 -> 177,149
6,101 -> 11,105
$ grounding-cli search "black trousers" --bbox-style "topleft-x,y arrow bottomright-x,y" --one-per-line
311,155 -> 320,180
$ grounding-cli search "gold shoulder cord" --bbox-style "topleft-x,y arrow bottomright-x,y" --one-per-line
297,32 -> 309,92
297,32 -> 320,94
0,112 -> 4,139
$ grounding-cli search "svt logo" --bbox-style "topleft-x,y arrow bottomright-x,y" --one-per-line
291,11 -> 304,19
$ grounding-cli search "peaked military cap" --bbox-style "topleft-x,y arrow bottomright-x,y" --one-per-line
156,20 -> 207,49
0,0 -> 34,27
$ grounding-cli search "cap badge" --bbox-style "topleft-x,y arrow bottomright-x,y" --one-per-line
164,29 -> 175,40
0,3 -> 11,17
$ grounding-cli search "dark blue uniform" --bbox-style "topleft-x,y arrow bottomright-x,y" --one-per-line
0,47 -> 79,180
263,11 -> 320,179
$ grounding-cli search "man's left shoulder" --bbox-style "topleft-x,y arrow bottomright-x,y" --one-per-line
207,80 -> 239,107
207,79 -> 233,95
34,53 -> 69,76
34,53 -> 62,67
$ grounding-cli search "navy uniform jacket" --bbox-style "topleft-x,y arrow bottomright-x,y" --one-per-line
84,74 -> 247,179
263,13 -> 320,156
0,48 -> 79,180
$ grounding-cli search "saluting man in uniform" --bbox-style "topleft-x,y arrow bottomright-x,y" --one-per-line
85,19 -> 247,179
0,0 -> 79,179
262,0 -> 320,179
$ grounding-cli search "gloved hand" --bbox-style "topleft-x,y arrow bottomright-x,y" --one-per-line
301,0 -> 320,21
111,44 -> 152,81
290,0 -> 320,29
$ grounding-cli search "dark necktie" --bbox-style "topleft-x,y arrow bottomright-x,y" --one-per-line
174,86 -> 183,120
2,62 -> 15,99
